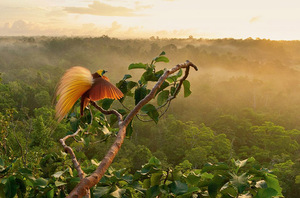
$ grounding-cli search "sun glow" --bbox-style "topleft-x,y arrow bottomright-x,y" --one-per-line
0,0 -> 299,40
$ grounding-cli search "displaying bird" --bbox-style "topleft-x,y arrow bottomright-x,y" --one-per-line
55,66 -> 124,121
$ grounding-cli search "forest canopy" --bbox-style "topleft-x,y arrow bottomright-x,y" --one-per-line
0,36 -> 300,197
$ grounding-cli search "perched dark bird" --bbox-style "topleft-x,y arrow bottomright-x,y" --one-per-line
55,66 -> 123,121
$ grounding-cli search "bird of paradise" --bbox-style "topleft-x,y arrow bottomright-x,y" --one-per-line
55,66 -> 124,121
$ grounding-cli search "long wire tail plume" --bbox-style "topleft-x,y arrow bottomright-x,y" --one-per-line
56,67 -> 93,122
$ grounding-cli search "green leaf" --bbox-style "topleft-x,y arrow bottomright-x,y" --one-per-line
166,69 -> 182,83
52,171 -> 65,178
255,180 -> 268,189
70,117 -> 79,132
110,109 -> 127,126
159,51 -> 166,56
34,178 -> 48,188
176,69 -> 183,78
154,70 -> 164,80
116,80 -> 128,97
169,181 -> 188,195
142,68 -> 156,82
202,163 -> 229,172
170,86 -> 176,96
18,168 -> 32,175
91,159 -> 100,166
254,188 -> 278,198
208,182 -> 218,198
102,99 -> 114,110
154,56 -> 169,63
15,178 -> 26,197
0,165 -> 11,174
157,90 -> 169,106
183,80 -> 192,97
141,104 -> 159,123
55,181 -> 66,187
101,126 -> 111,135
122,175 -> 133,183
145,185 -> 160,198
208,175 -> 228,198
220,184 -> 238,197
110,186 -> 126,198
156,81 -> 170,96
234,157 -> 255,169
182,186 -> 200,196
46,188 -> 54,198
186,172 -> 201,186
148,156 -> 161,166
166,76 -> 177,83
135,86 -> 149,105
128,63 -> 147,70
143,179 -> 151,188
122,74 -> 132,80
110,114 -> 118,126
264,174 -> 283,196
93,186 -> 111,198
201,172 -> 214,180
126,120 -> 133,137
229,172 -> 248,193
127,81 -> 138,91
295,175 -> 300,184
5,176 -> 17,198
0,184 -> 5,198
150,172 -> 163,186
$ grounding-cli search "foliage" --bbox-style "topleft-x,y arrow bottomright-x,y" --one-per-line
1,156 -> 281,198
1,37 -> 300,196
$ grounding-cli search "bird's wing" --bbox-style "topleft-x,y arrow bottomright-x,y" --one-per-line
89,77 -> 124,101
56,66 -> 93,122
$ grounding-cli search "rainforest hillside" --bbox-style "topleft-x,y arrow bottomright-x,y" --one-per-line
0,36 -> 300,197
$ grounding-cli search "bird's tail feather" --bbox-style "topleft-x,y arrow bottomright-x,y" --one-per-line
56,66 -> 93,122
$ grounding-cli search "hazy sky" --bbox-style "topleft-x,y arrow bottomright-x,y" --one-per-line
1,0 -> 299,40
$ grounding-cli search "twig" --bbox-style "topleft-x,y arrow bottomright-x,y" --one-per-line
135,101 -> 171,122
120,102 -> 132,111
12,124 -> 26,166
90,101 -> 122,124
59,129 -> 85,180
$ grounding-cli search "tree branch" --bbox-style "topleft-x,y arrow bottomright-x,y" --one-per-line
67,60 -> 197,198
59,129 -> 85,180
123,60 -> 197,126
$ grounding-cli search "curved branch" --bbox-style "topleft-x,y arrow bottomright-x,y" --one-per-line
135,101 -> 171,122
59,129 -> 85,180
67,60 -> 197,198
90,101 -> 123,124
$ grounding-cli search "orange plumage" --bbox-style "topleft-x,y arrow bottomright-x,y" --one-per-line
55,66 -> 123,121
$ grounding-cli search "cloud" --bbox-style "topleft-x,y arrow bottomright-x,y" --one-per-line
105,21 -> 122,35
0,20 -> 77,36
1,20 -> 35,35
0,19 -> 206,39
134,1 -> 153,9
65,1 -> 139,16
249,16 -> 261,23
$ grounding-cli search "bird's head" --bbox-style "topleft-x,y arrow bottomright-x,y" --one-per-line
96,69 -> 107,77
